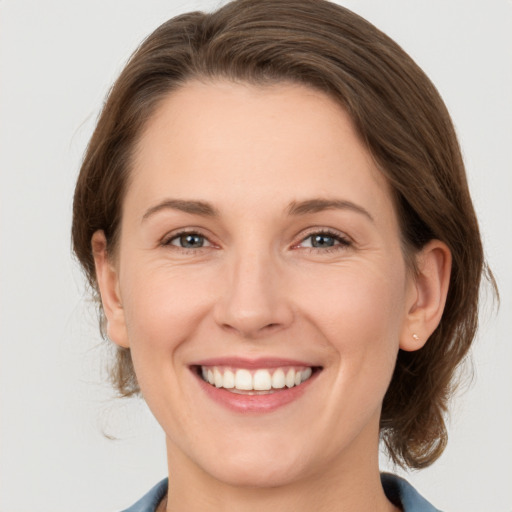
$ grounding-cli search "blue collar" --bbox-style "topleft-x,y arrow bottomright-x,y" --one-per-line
381,473 -> 442,511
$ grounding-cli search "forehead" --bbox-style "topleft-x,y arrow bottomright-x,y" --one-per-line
128,80 -> 396,225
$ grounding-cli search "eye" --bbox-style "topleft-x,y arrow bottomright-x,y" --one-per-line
298,230 -> 351,250
165,232 -> 211,249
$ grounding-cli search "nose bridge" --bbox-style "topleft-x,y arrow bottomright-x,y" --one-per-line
214,241 -> 292,337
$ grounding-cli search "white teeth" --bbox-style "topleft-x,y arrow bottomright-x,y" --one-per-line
285,369 -> 295,388
302,367 -> 312,382
223,369 -> 235,389
272,369 -> 286,389
235,369 -> 253,390
199,365 -> 316,391
253,369 -> 272,390
214,368 -> 223,388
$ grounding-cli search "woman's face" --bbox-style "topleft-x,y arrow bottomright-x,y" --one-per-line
100,81 -> 420,487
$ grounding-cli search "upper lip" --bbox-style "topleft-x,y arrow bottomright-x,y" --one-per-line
190,357 -> 321,369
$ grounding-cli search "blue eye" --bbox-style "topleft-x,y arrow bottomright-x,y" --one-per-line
169,233 -> 208,248
310,234 -> 336,248
299,231 -> 350,250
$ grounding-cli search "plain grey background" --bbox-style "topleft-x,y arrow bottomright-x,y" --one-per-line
1,1 -> 511,511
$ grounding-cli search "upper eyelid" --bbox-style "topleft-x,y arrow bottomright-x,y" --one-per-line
161,227 -> 212,243
296,227 -> 351,243
161,232 -> 215,252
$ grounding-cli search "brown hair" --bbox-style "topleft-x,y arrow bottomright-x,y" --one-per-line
72,0 -> 493,469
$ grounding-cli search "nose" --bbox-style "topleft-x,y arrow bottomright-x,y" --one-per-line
213,250 -> 294,339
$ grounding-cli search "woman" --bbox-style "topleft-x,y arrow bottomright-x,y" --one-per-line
71,0 -> 493,510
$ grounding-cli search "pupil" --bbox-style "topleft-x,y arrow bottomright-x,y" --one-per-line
181,234 -> 203,248
312,234 -> 334,247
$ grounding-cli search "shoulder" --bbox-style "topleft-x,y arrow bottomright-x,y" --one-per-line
120,478 -> 168,512
381,473 -> 443,512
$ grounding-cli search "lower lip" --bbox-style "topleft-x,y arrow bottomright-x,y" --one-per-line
193,370 -> 320,413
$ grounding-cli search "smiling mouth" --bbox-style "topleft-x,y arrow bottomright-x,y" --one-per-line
194,365 -> 322,394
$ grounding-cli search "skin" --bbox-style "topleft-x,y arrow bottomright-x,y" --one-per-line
93,80 -> 451,512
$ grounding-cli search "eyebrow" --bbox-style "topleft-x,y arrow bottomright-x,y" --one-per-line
286,198 -> 374,222
142,199 -> 219,222
141,197 -> 374,223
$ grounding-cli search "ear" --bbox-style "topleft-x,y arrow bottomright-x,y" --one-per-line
400,240 -> 452,352
91,230 -> 130,348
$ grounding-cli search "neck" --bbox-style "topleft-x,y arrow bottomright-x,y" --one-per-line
165,473 -> 397,512
163,425 -> 399,512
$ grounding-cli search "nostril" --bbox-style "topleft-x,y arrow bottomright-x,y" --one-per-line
218,319 -> 284,337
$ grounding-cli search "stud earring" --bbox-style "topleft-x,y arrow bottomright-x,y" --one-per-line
412,333 -> 420,341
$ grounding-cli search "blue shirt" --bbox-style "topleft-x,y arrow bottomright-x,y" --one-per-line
121,473 -> 441,511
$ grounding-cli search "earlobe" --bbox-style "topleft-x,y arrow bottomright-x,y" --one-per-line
400,240 -> 452,352
91,231 -> 130,348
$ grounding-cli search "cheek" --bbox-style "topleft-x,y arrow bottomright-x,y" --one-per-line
301,258 -> 406,333
296,260 -> 407,381
293,263 -> 407,436
120,262 -> 216,356
117,262 -> 220,424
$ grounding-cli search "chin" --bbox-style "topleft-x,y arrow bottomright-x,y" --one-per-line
175,429 -> 316,489
201,454 -> 309,489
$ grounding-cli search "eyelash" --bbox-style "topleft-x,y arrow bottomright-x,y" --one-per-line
295,229 -> 352,253
161,230 -> 213,253
161,228 -> 352,254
